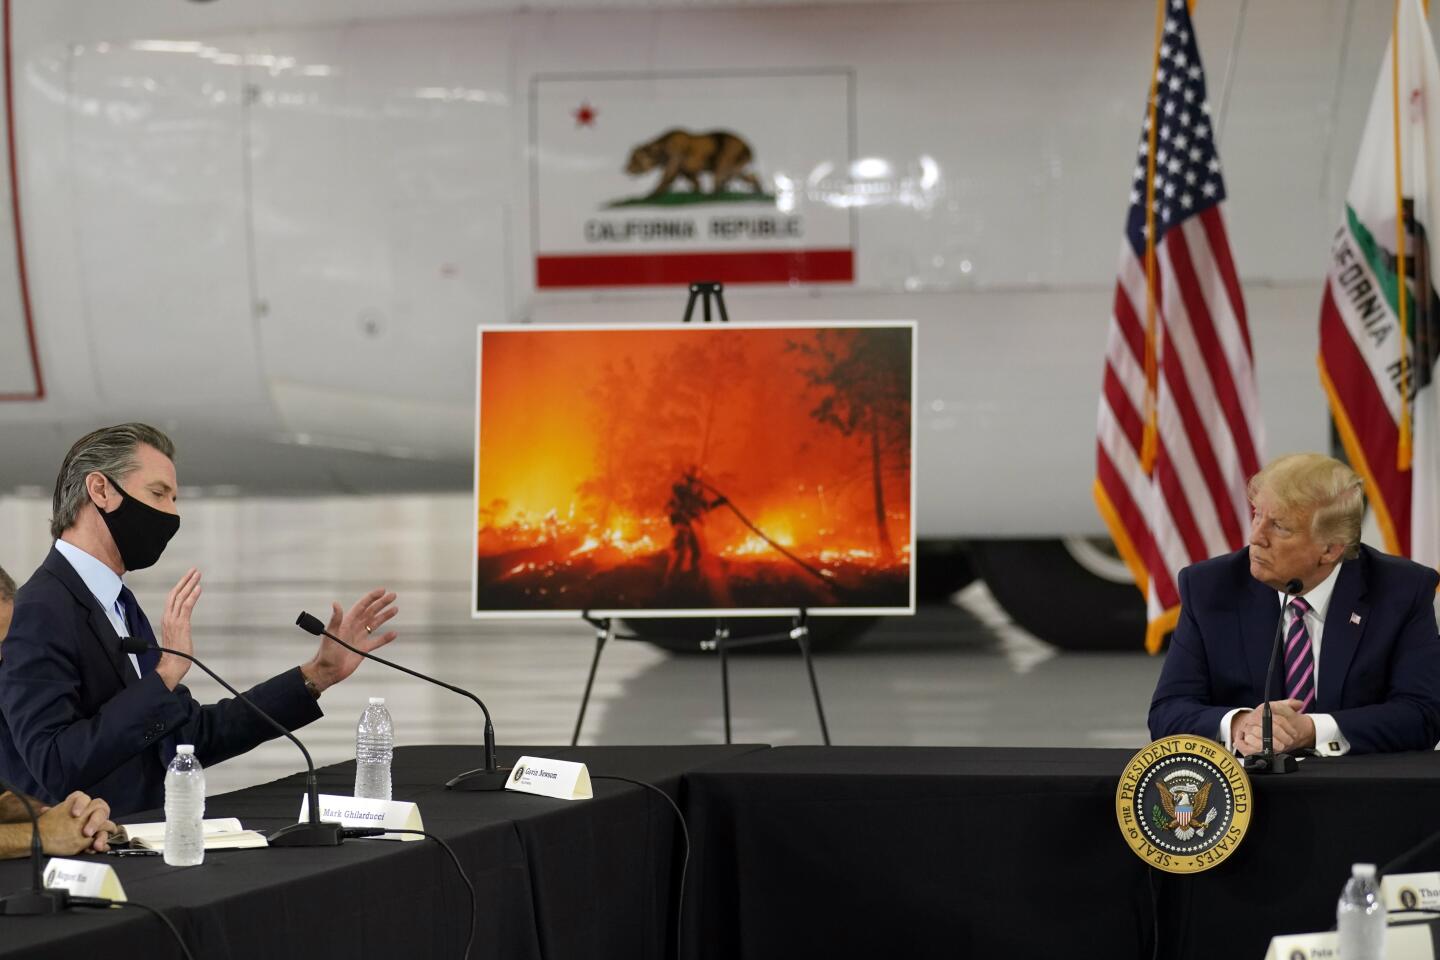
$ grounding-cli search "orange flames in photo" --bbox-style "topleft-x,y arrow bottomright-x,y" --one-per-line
474,324 -> 913,614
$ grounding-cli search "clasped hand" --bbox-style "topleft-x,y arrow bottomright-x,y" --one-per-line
1230,699 -> 1316,755
39,791 -> 116,855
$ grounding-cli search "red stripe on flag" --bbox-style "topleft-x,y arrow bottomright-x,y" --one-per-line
1154,443 -> 1211,564
1097,447 -> 1180,609
1164,227 -> 1262,482
1156,309 -> 1245,548
1103,364 -> 1144,451
1199,207 -> 1254,359
1113,283 -> 1147,365
1319,289 -> 1411,553
536,249 -> 854,288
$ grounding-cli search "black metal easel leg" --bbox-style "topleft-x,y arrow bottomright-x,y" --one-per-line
793,620 -> 831,746
572,620 -> 610,746
715,622 -> 733,745
719,646 -> 733,745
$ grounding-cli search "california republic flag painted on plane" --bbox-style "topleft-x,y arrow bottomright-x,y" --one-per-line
1320,0 -> 1440,571
532,72 -> 854,288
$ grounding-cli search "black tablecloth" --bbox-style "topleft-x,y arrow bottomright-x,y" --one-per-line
6,743 -> 1440,959
683,746 -> 1440,960
0,744 -> 765,960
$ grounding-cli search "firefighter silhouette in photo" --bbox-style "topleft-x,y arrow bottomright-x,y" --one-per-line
664,468 -> 726,581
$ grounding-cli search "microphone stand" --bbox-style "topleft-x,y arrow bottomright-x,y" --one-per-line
295,613 -> 509,791
121,640 -> 343,846
1242,578 -> 1303,776
0,780 -> 71,915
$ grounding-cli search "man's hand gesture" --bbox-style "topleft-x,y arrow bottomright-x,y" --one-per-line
301,589 -> 398,694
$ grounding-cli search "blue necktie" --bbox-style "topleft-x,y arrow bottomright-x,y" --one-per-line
117,585 -> 161,675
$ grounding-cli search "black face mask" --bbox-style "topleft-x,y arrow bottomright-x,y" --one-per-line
95,476 -> 179,571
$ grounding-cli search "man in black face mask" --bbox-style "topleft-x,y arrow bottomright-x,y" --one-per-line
0,423 -> 399,816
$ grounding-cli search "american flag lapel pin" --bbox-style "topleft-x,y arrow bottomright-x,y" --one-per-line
1350,612 -> 1362,625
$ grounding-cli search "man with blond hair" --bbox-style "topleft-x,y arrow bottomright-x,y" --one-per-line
1149,453 -> 1440,755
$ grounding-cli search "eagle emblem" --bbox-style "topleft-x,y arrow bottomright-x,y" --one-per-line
1156,770 -> 1219,841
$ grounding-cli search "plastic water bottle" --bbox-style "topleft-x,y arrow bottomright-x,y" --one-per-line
163,745 -> 205,867
354,697 -> 394,801
1337,862 -> 1386,959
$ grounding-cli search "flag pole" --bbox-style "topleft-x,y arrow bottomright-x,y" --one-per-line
1392,0 -> 1414,472
1140,0 -> 1169,474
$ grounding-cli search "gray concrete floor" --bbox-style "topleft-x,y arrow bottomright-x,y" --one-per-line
0,494 -> 1163,796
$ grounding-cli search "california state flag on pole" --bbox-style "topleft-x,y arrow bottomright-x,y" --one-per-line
1320,0 -> 1440,571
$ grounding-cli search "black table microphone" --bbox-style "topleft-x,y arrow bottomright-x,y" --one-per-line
118,638 -> 343,846
0,778 -> 71,914
295,612 -> 509,790
1242,577 -> 1304,775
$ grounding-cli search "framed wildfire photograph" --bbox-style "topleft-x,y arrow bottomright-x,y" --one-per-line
472,321 -> 916,618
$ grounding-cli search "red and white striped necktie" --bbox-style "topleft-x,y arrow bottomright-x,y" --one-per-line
1284,596 -> 1315,711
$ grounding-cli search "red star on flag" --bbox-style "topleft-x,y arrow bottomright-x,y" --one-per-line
573,102 -> 598,127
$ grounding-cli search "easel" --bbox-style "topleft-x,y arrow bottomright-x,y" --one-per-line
571,610 -> 832,746
569,281 -> 832,747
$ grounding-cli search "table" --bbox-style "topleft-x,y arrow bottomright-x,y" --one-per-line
0,744 -> 764,960
682,746 -> 1440,960
7,744 -> 1440,959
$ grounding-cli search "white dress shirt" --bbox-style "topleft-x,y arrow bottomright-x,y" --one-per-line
1218,561 -> 1352,756
54,539 -> 145,678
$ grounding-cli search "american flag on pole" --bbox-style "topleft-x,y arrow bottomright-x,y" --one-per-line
1094,0 -> 1265,653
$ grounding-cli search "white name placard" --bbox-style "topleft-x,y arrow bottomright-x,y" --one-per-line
504,756 -> 592,801
297,795 -> 424,841
1266,924 -> 1436,960
1386,872 -> 1440,912
43,858 -> 126,901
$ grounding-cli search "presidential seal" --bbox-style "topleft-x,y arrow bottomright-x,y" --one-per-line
1115,735 -> 1251,874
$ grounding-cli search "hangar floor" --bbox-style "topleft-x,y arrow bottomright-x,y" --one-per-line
0,494 -> 1163,796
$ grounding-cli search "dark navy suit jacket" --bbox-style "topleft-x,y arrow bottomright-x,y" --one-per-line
0,547 -> 324,816
1148,544 -> 1440,754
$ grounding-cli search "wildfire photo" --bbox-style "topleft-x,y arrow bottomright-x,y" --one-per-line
473,322 -> 915,615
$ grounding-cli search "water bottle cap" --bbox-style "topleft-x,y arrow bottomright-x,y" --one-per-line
369,697 -> 385,705
176,744 -> 195,755
1352,863 -> 1377,878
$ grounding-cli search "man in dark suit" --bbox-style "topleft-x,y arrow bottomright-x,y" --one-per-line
0,565 -> 15,651
0,423 -> 401,816
1149,452 -> 1440,755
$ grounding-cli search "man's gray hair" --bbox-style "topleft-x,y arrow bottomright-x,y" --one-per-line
50,423 -> 175,538
0,565 -> 14,603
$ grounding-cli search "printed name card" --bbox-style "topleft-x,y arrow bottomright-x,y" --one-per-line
1385,872 -> 1440,912
1266,924 -> 1436,960
505,756 -> 592,800
43,858 -> 126,901
297,795 -> 424,841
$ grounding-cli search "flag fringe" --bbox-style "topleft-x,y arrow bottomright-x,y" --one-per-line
1093,478 -> 1174,654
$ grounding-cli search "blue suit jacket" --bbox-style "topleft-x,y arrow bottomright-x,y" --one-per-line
1148,544 -> 1440,754
0,547 -> 324,816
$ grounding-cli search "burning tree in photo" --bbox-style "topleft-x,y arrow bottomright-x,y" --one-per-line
474,323 -> 914,615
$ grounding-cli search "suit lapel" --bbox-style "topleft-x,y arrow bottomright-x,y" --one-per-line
1318,556 -> 1368,712
42,547 -> 136,689
1241,569 -> 1281,700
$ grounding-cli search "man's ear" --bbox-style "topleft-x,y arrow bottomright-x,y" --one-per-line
84,472 -> 111,510
1319,541 -> 1345,565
